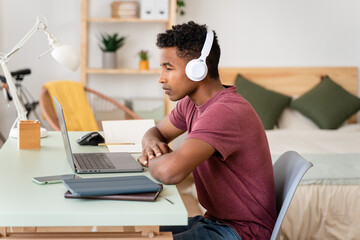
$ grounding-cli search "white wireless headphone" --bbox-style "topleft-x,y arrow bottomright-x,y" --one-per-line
185,30 -> 214,82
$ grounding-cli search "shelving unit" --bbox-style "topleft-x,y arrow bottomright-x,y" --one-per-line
80,0 -> 176,116
88,18 -> 169,23
86,68 -> 162,74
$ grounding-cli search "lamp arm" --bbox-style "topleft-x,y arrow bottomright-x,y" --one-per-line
5,16 -> 52,60
0,61 -> 27,121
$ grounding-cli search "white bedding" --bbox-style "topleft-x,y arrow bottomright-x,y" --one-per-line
266,124 -> 360,155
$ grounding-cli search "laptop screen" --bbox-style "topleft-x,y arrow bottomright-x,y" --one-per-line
54,97 -> 76,172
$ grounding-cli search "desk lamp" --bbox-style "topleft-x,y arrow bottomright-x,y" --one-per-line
0,16 -> 80,138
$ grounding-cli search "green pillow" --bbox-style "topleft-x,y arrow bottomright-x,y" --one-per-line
290,75 -> 360,129
235,74 -> 292,130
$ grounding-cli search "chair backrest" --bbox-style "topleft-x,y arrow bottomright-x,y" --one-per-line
41,81 -> 99,131
39,81 -> 141,131
84,87 -> 141,129
270,151 -> 313,240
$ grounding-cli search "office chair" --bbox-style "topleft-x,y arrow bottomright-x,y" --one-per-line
270,151 -> 313,240
39,81 -> 141,131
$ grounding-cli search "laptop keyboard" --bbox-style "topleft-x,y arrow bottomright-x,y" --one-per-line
75,153 -> 115,169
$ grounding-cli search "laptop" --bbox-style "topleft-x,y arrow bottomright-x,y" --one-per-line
54,96 -> 143,174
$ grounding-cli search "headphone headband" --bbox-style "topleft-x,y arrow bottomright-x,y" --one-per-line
199,30 -> 214,61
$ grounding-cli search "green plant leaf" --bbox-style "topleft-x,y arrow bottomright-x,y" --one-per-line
98,32 -> 126,52
138,50 -> 149,60
177,0 -> 185,16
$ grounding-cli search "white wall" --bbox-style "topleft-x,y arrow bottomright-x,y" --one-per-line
180,0 -> 360,67
1,0 -> 359,140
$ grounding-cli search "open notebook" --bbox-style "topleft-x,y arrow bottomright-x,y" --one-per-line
102,120 -> 155,153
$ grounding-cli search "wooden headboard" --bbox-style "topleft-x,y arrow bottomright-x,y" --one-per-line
219,67 -> 359,123
219,67 -> 358,96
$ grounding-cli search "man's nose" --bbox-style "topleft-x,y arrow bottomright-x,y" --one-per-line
158,71 -> 167,83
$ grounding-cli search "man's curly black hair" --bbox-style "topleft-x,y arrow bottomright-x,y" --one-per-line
156,21 -> 220,79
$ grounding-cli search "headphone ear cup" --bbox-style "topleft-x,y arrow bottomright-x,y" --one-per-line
185,59 -> 208,82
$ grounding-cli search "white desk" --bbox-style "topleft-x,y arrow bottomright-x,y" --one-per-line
0,131 -> 187,239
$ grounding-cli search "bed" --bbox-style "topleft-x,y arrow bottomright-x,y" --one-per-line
180,67 -> 360,240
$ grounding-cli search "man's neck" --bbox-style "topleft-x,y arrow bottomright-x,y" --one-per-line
189,78 -> 224,106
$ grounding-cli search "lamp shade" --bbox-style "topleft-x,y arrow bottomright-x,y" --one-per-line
51,44 -> 80,71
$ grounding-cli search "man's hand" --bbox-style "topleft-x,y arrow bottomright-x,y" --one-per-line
138,139 -> 172,166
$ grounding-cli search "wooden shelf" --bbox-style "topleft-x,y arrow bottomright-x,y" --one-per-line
87,68 -> 161,74
81,0 -> 177,115
88,18 -> 169,23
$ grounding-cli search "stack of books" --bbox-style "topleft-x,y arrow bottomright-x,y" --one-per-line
111,1 -> 139,19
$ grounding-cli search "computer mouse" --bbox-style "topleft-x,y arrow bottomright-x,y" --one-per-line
76,132 -> 105,146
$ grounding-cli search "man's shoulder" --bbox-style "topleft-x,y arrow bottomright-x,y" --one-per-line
216,88 -> 249,108
206,88 -> 256,121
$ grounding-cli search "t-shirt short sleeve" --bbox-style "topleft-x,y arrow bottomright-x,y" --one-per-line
187,103 -> 242,160
169,98 -> 191,131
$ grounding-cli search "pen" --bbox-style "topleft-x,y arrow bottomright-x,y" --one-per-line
98,143 -> 136,146
159,196 -> 174,204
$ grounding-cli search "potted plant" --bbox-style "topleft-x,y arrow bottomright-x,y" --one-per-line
138,50 -> 149,70
177,0 -> 185,16
98,32 -> 126,69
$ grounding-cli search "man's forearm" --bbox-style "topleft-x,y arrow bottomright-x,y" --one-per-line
142,126 -> 167,146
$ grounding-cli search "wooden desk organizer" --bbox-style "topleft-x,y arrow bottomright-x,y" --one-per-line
18,120 -> 40,149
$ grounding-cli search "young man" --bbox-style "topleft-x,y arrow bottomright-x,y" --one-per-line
138,21 -> 277,240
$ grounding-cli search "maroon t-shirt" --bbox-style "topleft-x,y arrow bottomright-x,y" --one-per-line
169,86 -> 277,240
